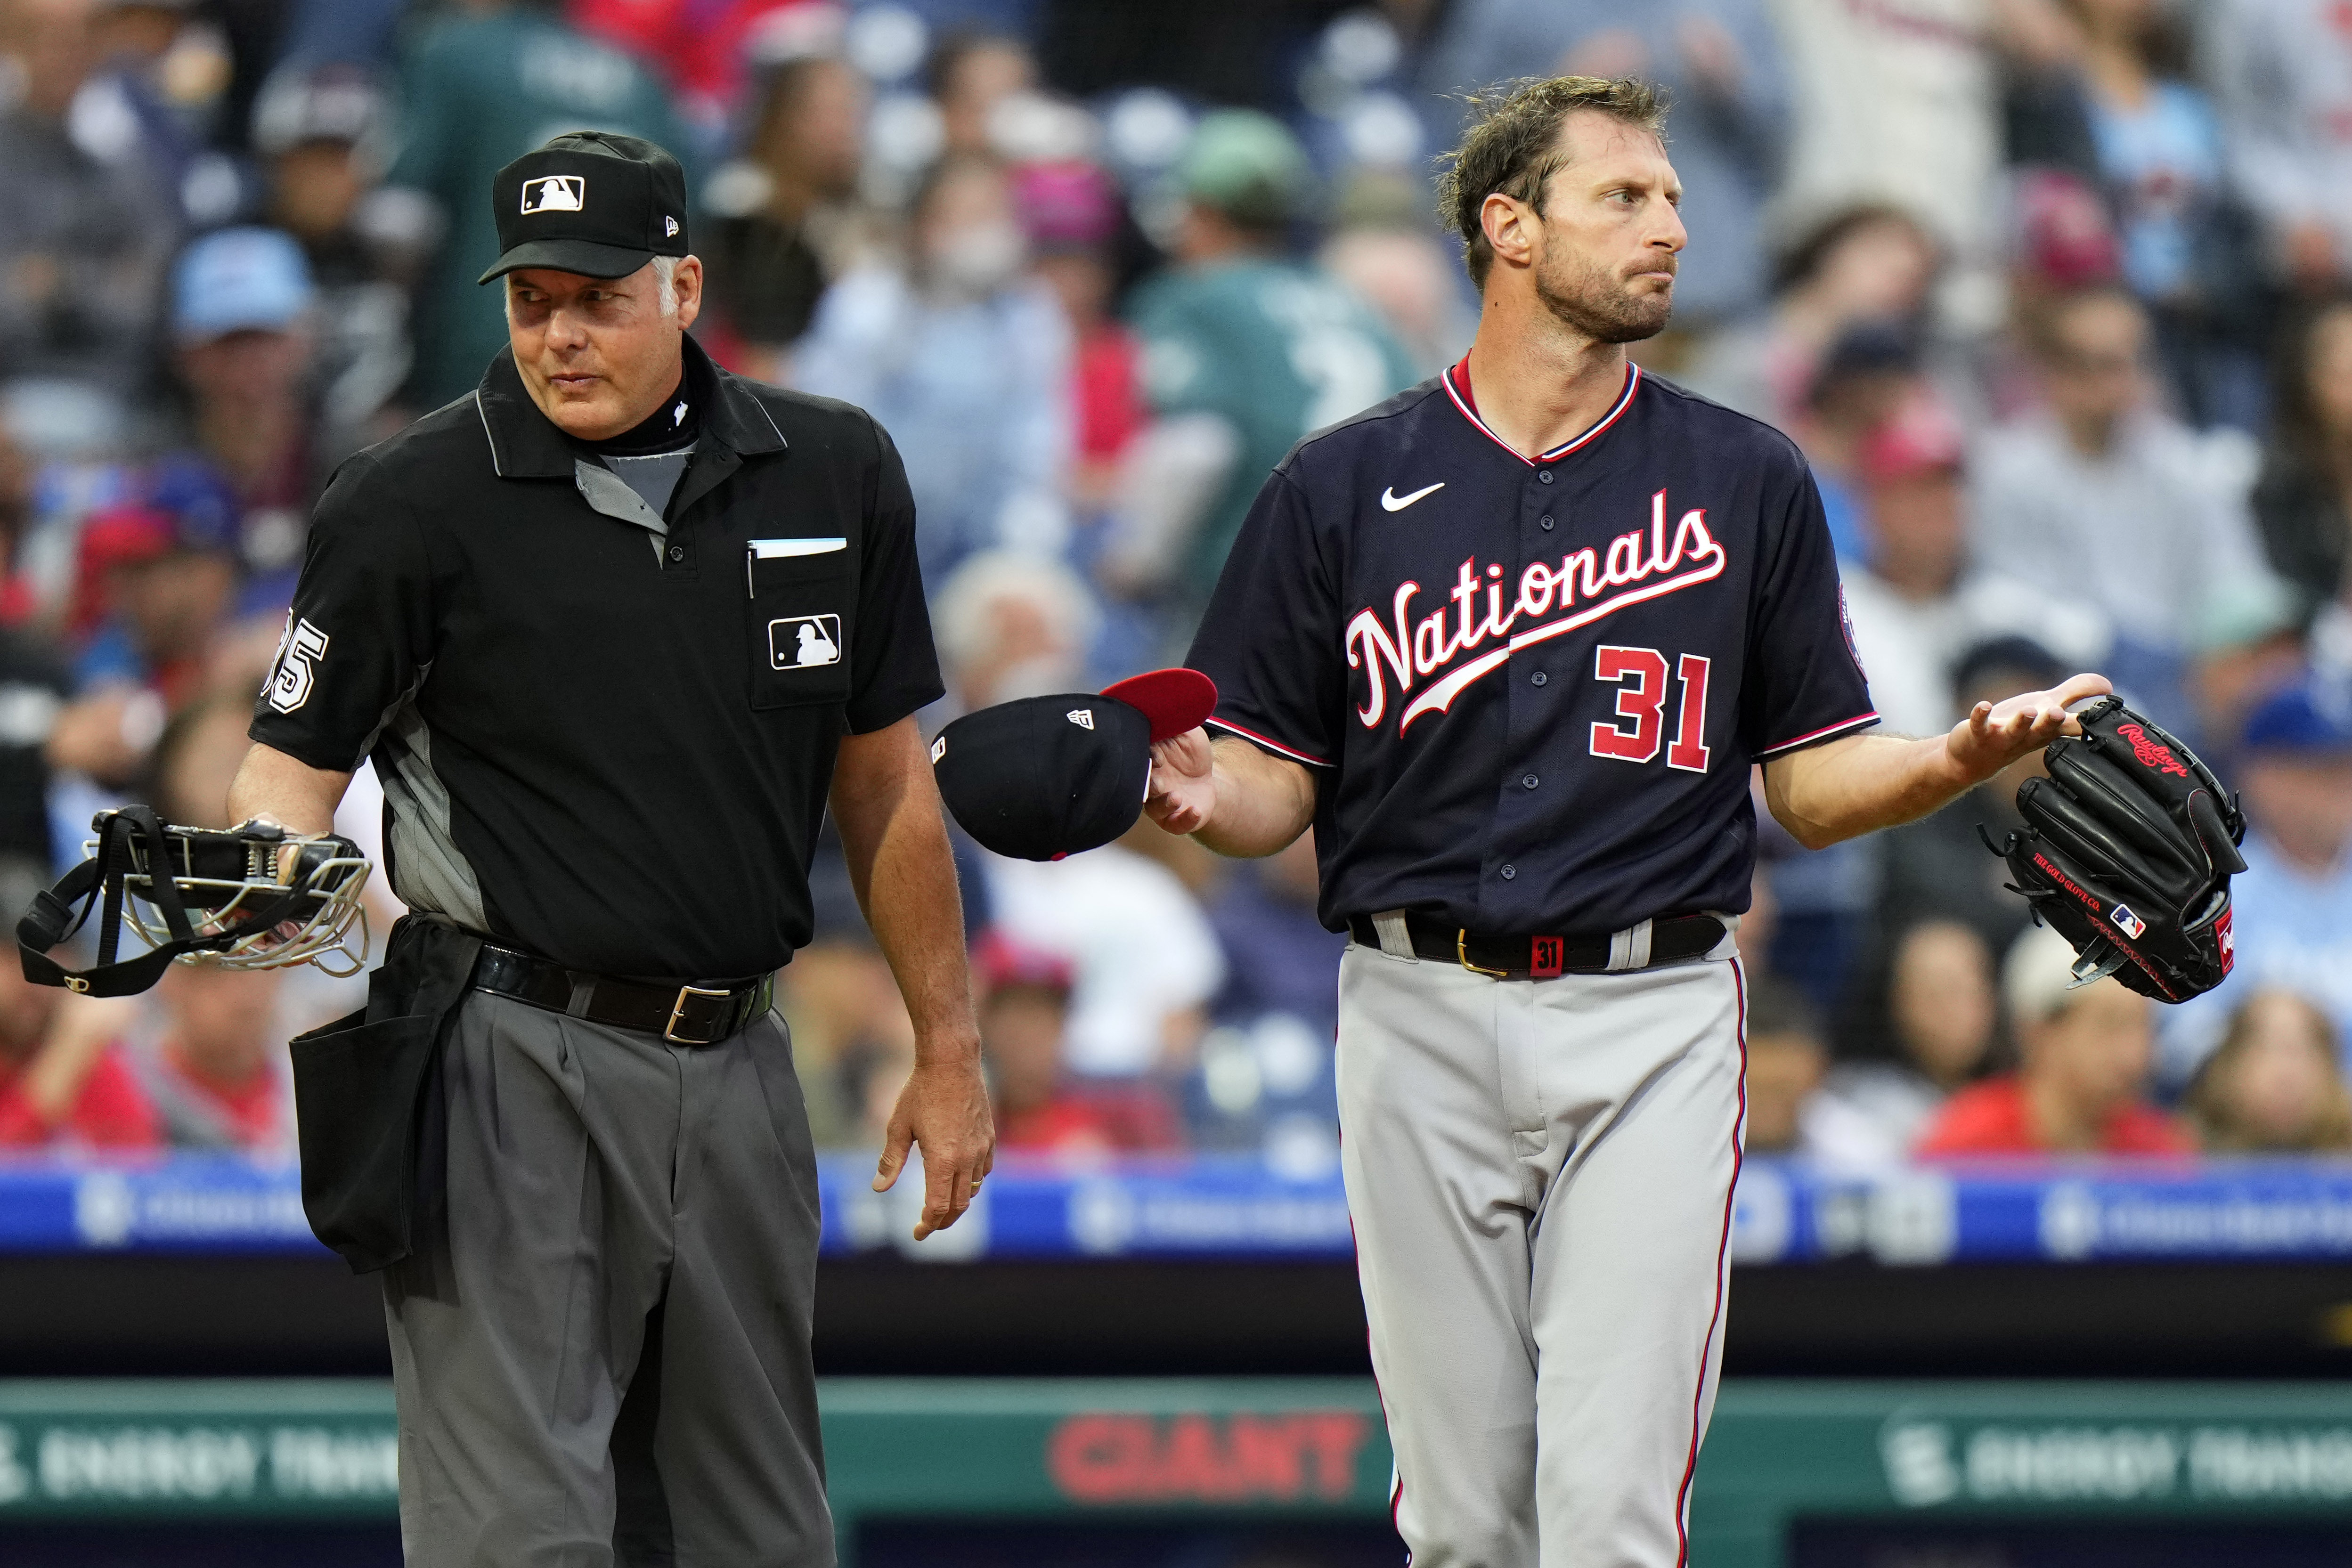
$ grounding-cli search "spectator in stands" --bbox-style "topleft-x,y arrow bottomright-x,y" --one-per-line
87,0 -> 227,221
979,930 -> 1180,1156
2188,988 -> 2352,1153
147,685 -> 289,831
931,549 -> 1100,719
1015,159 -> 1143,517
249,61 -> 413,448
1772,0 -> 2078,306
1838,395 -> 2109,736
1740,973 -> 1831,1157
2204,0 -> 2352,293
985,833 -> 1225,1081
1107,112 -> 1412,633
0,865 -> 155,1148
382,0 -> 689,407
1817,920 -> 2002,1167
1318,219 -> 1476,383
699,51 -> 869,383
165,227 -> 324,608
0,422 -> 68,865
1422,0 -> 1788,331
0,0 -> 170,402
1915,926 -> 2191,1157
1206,831 -> 1343,1039
1971,285 -> 2267,739
65,495 -> 234,708
135,962 -> 292,1153
2054,0 -> 2261,428
1789,321 -> 1923,561
1682,203 -> 1940,432
569,0 -> 836,150
44,498 -> 235,789
795,153 -> 1073,577
2251,297 -> 2352,624
928,32 -> 1035,158
2161,679 -> 2352,1084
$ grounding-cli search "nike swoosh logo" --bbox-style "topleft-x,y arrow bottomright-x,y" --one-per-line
1380,482 -> 1445,512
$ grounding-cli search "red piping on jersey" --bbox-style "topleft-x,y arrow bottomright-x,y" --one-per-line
1442,357 -> 1642,465
1673,957 -> 1747,1567
1204,715 -> 1334,768
1753,710 -> 1880,759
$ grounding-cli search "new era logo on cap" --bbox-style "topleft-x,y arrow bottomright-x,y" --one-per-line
521,175 -> 585,214
1066,709 -> 1095,730
664,216 -> 680,237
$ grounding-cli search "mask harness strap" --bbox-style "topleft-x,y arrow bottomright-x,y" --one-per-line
16,809 -> 308,997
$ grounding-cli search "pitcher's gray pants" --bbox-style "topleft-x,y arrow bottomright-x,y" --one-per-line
1335,941 -> 1748,1568
383,991 -> 832,1567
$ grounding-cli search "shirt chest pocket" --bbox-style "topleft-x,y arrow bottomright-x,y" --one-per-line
746,537 -> 855,710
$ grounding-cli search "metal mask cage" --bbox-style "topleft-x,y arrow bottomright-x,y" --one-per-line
94,832 -> 374,978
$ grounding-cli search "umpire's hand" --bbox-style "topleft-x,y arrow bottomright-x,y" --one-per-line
872,1053 -> 994,1240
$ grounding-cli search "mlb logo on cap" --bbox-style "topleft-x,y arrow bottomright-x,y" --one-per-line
521,175 -> 585,214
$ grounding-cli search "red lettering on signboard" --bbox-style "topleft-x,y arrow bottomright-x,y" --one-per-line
1046,1411 -> 1371,1504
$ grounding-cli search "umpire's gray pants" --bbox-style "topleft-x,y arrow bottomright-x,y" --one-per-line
383,991 -> 831,1568
1336,940 -> 1747,1568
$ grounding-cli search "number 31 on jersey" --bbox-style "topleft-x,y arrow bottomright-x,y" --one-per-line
1589,645 -> 1710,773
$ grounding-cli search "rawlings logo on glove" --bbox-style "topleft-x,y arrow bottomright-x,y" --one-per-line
2114,720 -> 2190,779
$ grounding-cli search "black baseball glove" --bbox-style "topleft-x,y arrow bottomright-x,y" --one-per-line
1982,696 -> 2244,1003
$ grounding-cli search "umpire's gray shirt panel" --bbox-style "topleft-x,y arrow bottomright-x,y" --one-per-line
374,701 -> 490,934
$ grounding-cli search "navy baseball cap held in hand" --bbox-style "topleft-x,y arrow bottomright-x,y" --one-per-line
933,669 -> 1217,861
479,131 -> 691,285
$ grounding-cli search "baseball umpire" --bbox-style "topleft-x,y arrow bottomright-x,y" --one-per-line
227,131 -> 990,1564
1145,78 -> 2110,1566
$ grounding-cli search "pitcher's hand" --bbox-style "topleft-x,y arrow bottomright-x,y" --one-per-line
1144,726 -> 1216,835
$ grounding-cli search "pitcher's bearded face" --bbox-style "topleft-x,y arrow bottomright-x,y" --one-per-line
1534,240 -> 1677,344
1522,113 -> 1685,343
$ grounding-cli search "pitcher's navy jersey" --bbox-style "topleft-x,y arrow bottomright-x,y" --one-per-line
1185,360 -> 1877,936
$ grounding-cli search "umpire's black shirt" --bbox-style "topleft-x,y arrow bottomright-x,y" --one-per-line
250,336 -> 944,978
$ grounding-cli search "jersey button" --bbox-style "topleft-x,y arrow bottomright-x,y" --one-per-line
1530,671 -> 1547,687
1500,864 -> 1517,880
1538,514 -> 1555,530
667,545 -> 686,562
1522,774 -> 1538,790
1537,470 -> 1554,485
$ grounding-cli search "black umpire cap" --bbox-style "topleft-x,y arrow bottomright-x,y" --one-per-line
934,669 -> 1217,861
479,131 -> 691,284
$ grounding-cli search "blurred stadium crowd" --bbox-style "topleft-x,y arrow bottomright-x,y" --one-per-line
0,0 -> 2349,1178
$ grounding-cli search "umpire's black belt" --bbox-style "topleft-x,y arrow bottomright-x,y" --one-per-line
470,943 -> 775,1044
1347,911 -> 1726,979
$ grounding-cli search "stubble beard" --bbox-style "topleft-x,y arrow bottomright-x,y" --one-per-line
1533,246 -> 1674,345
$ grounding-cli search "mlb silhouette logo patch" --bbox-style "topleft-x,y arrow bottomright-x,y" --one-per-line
521,175 -> 586,214
768,614 -> 842,670
2109,903 -> 2146,939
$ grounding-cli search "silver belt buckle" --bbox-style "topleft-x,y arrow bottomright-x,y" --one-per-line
665,983 -> 731,1044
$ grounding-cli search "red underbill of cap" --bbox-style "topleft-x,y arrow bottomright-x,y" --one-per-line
1101,667 -> 1218,744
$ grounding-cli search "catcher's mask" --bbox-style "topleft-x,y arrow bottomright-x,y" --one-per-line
16,808 -> 371,997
